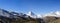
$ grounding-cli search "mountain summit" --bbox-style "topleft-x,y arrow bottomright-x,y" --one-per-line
27,11 -> 37,18
26,11 -> 43,18
27,11 -> 36,16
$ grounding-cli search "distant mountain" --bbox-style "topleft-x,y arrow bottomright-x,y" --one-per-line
1,8 -> 60,18
27,11 -> 37,18
44,11 -> 60,17
0,9 -> 45,19
0,9 -> 10,17
27,11 -> 36,16
2,8 -> 60,23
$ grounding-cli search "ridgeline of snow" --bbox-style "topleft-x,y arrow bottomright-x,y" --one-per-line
27,11 -> 60,18
1,8 -> 60,18
43,11 -> 60,17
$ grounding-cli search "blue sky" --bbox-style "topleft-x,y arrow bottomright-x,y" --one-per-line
0,0 -> 60,14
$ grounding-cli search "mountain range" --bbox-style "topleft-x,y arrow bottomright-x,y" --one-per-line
0,8 -> 60,18
0,9 -> 60,23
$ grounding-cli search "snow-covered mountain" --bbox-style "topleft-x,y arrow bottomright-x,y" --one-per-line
27,11 -> 36,16
0,9 -> 11,17
36,14 -> 43,18
0,9 -> 21,18
1,8 -> 60,19
27,11 -> 37,18
26,11 -> 43,18
26,11 -> 60,18
43,11 -> 60,17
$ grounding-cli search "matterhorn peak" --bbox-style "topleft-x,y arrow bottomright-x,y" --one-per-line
26,11 -> 37,18
28,11 -> 35,16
